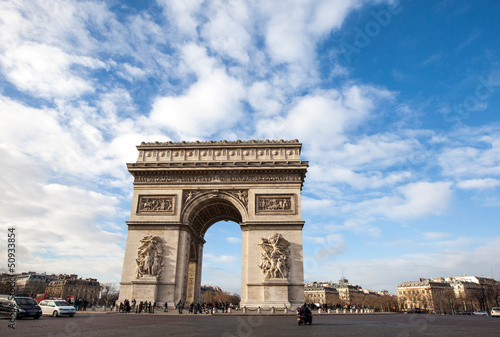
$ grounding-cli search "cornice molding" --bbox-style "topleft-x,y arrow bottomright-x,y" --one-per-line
138,139 -> 300,147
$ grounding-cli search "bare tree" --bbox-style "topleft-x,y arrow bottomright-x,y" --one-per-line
489,282 -> 500,307
472,286 -> 488,311
21,281 -> 46,298
0,271 -> 14,295
99,283 -> 119,307
443,289 -> 458,314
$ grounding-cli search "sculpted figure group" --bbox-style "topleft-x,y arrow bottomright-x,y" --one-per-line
135,235 -> 163,278
258,233 -> 290,279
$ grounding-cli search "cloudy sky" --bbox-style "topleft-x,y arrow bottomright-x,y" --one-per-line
1,0 -> 499,295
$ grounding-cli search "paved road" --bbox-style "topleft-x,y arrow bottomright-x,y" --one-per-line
2,312 -> 499,337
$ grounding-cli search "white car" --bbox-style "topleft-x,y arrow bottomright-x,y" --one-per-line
473,311 -> 489,316
39,300 -> 76,317
491,307 -> 500,318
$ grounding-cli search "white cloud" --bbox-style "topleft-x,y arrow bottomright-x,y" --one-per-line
423,232 -> 451,240
256,85 -> 394,149
259,0 -> 364,66
0,42 -> 99,98
439,128 -> 500,178
149,45 -> 245,139
158,0 -> 204,38
345,181 -> 453,220
201,0 -> 252,63
457,178 -> 500,190
204,254 -> 238,264
305,236 -> 500,293
0,148 -> 125,280
226,237 -> 241,244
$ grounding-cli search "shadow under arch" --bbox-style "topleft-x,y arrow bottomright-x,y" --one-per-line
181,190 -> 249,239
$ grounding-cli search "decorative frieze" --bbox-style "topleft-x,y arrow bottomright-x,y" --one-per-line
135,235 -> 164,278
134,172 -> 303,184
258,233 -> 290,279
255,194 -> 295,214
183,189 -> 248,210
136,140 -> 303,163
137,195 -> 175,214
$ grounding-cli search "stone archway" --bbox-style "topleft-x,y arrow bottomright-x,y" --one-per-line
118,140 -> 308,308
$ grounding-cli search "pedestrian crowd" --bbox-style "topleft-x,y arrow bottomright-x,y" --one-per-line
118,299 -> 158,313
117,299 -> 237,314
68,298 -> 90,311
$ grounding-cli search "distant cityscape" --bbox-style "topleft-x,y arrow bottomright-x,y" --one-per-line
397,275 -> 499,314
0,272 -> 104,304
2,271 -> 499,313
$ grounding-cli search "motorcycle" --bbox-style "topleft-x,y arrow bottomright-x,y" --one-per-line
297,307 -> 313,325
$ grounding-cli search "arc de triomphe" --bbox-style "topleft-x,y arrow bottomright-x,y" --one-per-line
118,140 -> 308,308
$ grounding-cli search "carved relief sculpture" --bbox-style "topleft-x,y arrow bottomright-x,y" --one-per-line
258,197 -> 291,211
258,233 -> 290,279
137,195 -> 174,214
183,189 -> 248,210
255,195 -> 294,214
135,235 -> 164,278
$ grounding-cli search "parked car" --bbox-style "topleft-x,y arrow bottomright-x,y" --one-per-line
0,295 -> 42,319
491,307 -> 500,318
39,300 -> 76,317
404,308 -> 425,314
472,311 -> 489,316
35,293 -> 52,303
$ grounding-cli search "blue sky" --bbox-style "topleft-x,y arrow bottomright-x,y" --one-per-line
1,0 -> 499,295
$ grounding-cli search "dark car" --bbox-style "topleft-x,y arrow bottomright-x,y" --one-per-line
404,308 -> 425,314
0,295 -> 42,319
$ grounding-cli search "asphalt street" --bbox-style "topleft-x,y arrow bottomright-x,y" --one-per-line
2,311 -> 499,337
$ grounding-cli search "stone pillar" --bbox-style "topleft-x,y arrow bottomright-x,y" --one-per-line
240,225 -> 304,309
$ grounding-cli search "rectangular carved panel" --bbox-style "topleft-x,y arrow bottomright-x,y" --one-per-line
137,195 -> 175,214
255,194 -> 295,214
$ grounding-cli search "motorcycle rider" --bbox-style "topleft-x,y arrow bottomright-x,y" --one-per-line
300,303 -> 312,321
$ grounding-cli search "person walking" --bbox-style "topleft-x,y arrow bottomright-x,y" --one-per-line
164,301 -> 168,312
177,300 -> 183,314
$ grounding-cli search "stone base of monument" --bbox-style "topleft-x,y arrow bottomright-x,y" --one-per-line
243,278 -> 296,309
131,275 -> 159,300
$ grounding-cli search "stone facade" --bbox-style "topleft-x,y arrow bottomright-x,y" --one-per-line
45,275 -> 101,300
397,276 -> 498,312
304,285 -> 340,305
118,140 -> 308,308
14,272 -> 58,297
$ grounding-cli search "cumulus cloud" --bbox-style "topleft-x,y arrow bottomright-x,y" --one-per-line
0,147 -> 125,280
457,178 -> 500,190
344,181 -> 453,220
439,127 -> 500,178
305,236 -> 500,292
149,44 -> 245,139
256,85 -> 394,148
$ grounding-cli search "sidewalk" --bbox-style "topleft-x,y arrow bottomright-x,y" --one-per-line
76,308 -> 397,316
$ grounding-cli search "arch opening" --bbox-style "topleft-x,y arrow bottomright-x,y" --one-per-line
184,197 -> 244,304
187,197 -> 243,238
201,220 -> 242,298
